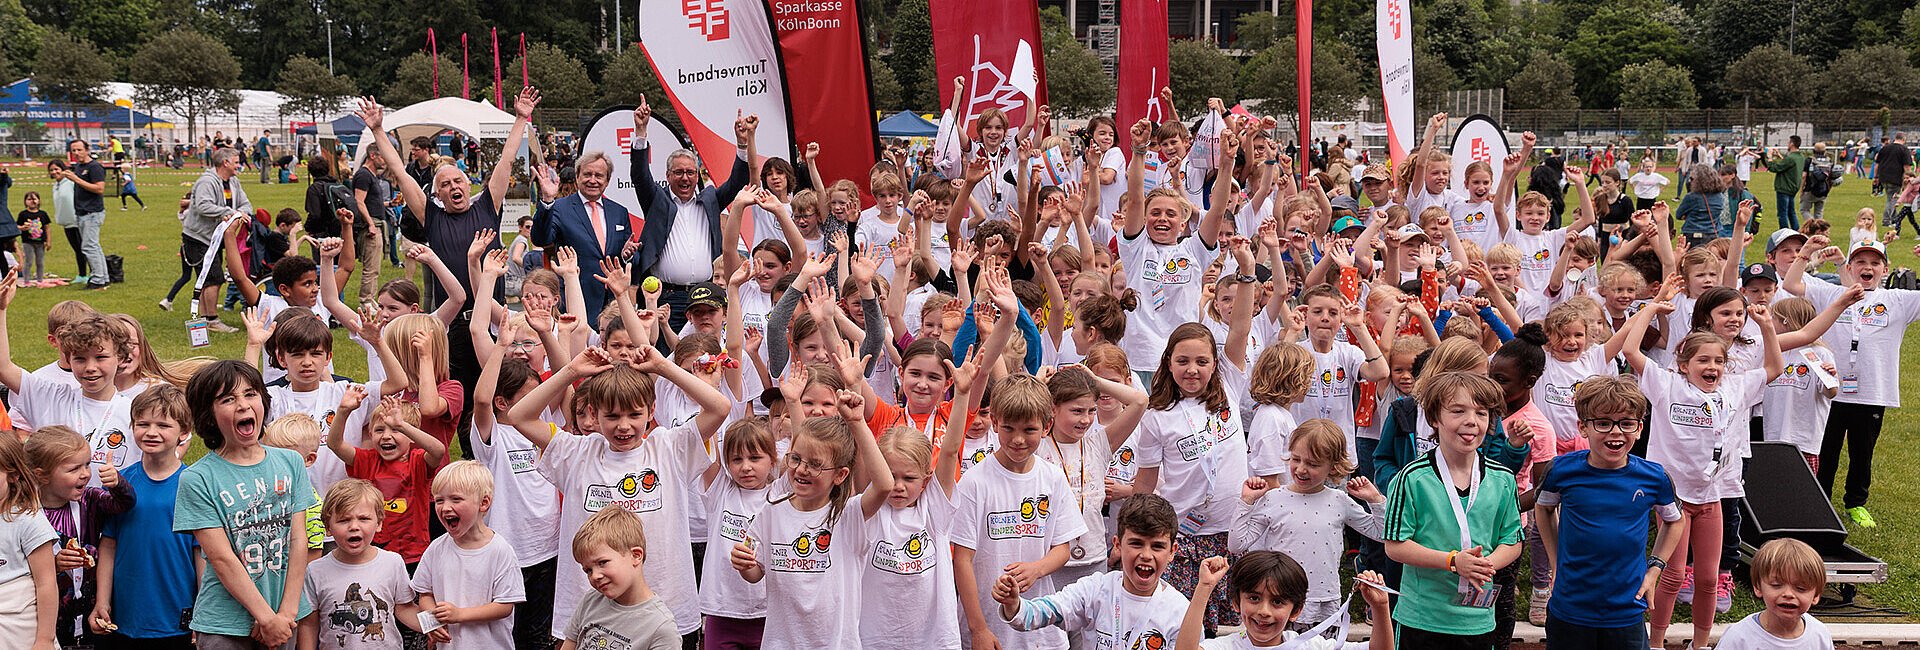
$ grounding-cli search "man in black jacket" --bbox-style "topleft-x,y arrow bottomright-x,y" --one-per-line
628,96 -> 754,332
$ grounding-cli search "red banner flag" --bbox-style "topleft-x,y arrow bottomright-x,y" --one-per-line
771,0 -> 879,202
492,28 -> 503,107
461,33 -> 470,99
1297,0 -> 1312,167
427,29 -> 439,96
520,33 -> 528,88
932,0 -> 1046,134
1117,0 -> 1170,139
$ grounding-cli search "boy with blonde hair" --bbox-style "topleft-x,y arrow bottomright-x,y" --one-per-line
412,461 -> 525,649
7,299 -> 100,435
560,508 -> 680,650
265,413 -> 329,552
1717,539 -> 1831,649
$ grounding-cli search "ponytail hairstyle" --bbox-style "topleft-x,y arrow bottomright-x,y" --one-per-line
1495,323 -> 1550,390
110,313 -> 192,388
1074,294 -> 1129,343
1689,287 -> 1754,345
1147,323 -> 1228,412
0,434 -> 38,518
25,426 -> 88,493
1046,365 -> 1098,405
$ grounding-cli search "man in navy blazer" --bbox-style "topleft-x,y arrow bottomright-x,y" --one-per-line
629,96 -> 755,332
530,150 -> 632,322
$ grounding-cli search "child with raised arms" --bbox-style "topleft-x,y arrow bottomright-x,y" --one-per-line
507,344 -> 729,640
1033,365 -> 1147,594
860,423 -> 962,650
328,391 -> 445,565
0,279 -> 137,481
1229,420 -> 1385,632
1179,552 -> 1393,650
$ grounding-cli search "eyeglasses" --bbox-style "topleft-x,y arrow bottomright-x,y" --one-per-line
786,453 -> 842,474
1584,418 -> 1644,434
506,340 -> 540,351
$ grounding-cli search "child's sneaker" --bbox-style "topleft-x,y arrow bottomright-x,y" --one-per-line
1715,572 -> 1735,613
1528,587 -> 1550,626
1676,565 -> 1694,605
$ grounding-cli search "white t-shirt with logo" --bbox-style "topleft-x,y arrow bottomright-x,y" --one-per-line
699,477 -> 771,619
856,210 -> 908,283
1450,198 -> 1501,254
1642,364 -> 1765,504
268,380 -> 366,500
7,362 -> 76,432
1118,233 -> 1218,370
1135,394 -> 1250,537
16,372 -> 135,486
473,422 -> 560,567
745,494 -> 871,649
1291,342 -> 1366,450
537,424 -> 706,636
1003,571 -> 1188,650
957,434 -> 999,478
1762,346 -> 1838,455
1533,346 -> 1615,453
1246,403 -> 1298,479
1503,228 -> 1570,291
1404,187 -> 1462,222
1802,281 -> 1920,407
1032,424 -> 1111,568
254,294 -> 332,385
861,483 -> 961,650
950,454 -> 1088,650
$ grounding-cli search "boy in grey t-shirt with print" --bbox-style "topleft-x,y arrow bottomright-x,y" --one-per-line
561,508 -> 680,650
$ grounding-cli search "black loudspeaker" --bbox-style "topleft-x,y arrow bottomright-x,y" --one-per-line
1739,441 -> 1849,555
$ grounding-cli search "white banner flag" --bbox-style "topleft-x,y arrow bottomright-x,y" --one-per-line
638,0 -> 793,185
1376,0 -> 1414,165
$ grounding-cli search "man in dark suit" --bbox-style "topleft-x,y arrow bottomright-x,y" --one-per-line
530,149 -> 634,322
629,96 -> 754,332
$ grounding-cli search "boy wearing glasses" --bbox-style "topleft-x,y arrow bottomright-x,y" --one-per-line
1533,376 -> 1684,649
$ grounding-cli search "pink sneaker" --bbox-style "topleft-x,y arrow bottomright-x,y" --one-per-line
1676,565 -> 1694,605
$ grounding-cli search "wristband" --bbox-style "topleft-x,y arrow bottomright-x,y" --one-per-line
1648,557 -> 1668,572
1446,550 -> 1458,573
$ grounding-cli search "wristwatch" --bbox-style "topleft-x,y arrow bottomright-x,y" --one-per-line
1648,557 -> 1668,571
1234,274 -> 1258,284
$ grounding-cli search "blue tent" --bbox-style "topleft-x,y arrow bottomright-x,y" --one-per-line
877,111 -> 937,138
295,114 -> 368,147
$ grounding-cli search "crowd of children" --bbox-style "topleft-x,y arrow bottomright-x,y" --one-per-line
0,90 -> 1900,650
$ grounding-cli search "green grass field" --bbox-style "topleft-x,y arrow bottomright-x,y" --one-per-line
3,161 -> 1916,622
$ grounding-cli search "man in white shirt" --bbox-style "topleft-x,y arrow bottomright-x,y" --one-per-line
629,96 -> 755,332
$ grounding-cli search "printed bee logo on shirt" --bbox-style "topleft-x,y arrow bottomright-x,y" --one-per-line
384,498 -> 407,514
584,469 -> 666,514
1142,257 -> 1194,285
769,528 -> 833,573
1857,303 -> 1891,328
988,495 -> 1051,539
1460,210 -> 1487,230
1770,363 -> 1813,389
1669,401 -> 1714,428
1544,380 -> 1579,406
322,410 -> 337,431
871,530 -> 935,575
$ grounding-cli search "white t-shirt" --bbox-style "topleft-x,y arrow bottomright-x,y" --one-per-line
1450,198 -> 1501,254
744,494 -> 871,650
1088,147 -> 1128,219
1533,346 -> 1614,452
861,483 -> 961,650
1200,630 -> 1369,650
536,425 -> 707,636
1504,227 -> 1570,291
1736,153 -> 1759,182
970,142 -> 1019,222
1004,572 -> 1187,650
1118,232 -> 1218,371
7,362 -> 76,432
1642,364 -> 1765,504
1246,403 -> 1298,478
1229,487 -> 1384,604
1763,346 -> 1838,455
747,202 -> 790,249
268,380 -> 366,500
1032,425 -> 1111,568
856,210 -> 911,284
1292,342 -> 1366,456
1136,395 -> 1249,537
957,434 -> 999,478
254,294 -> 332,384
1404,187 -> 1462,221
698,477 -> 771,619
1716,613 -> 1832,650
16,372 -> 135,486
0,511 -> 56,587
472,422 -> 560,567
306,549 -> 414,650
1629,172 -> 1669,200
950,454 -> 1089,650
409,533 -> 525,650
1801,281 -> 1920,407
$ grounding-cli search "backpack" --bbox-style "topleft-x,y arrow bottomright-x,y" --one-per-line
1805,163 -> 1833,198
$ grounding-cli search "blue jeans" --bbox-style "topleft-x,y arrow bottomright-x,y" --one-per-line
1776,191 -> 1799,231
77,211 -> 107,286
1544,614 -> 1648,650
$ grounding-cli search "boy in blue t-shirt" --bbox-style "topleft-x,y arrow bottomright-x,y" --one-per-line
89,386 -> 201,648
1534,376 -> 1684,649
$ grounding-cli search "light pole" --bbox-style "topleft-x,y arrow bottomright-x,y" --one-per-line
326,18 -> 335,73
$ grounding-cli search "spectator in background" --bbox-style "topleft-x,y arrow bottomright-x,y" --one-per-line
46,160 -> 80,283
1876,133 -> 1911,224
405,135 -> 437,190
176,148 -> 250,330
0,167 -> 13,276
1529,151 -> 1567,229
254,130 -> 273,183
301,153 -> 367,294
1765,135 -> 1809,231
61,139 -> 110,290
1800,142 -> 1839,223
352,152 -> 394,305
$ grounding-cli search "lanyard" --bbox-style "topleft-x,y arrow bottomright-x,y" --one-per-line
1432,449 -> 1481,592
1050,436 -> 1088,511
1181,401 -> 1222,500
906,405 -> 941,441
1270,591 -> 1356,649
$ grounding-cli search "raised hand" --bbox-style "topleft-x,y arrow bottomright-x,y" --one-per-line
356,97 -> 385,132
633,96 -> 652,136
468,228 -> 497,260
241,307 -> 273,348
479,249 -> 510,281
849,243 -> 883,286
1241,476 -> 1272,504
552,246 -> 580,277
1196,556 -> 1230,590
804,142 -> 820,162
596,258 -> 632,296
735,110 -> 761,147
514,87 -> 541,120
338,384 -> 370,412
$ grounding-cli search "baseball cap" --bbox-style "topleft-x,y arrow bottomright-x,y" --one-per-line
1848,239 -> 1887,262
687,282 -> 728,311
1329,196 -> 1360,214
1764,228 -> 1807,255
1332,215 -> 1365,234
1396,223 -> 1428,241
1361,165 -> 1392,182
1740,262 -> 1778,286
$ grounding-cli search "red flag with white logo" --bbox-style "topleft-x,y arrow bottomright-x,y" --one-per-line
770,0 -> 880,203
932,0 -> 1047,135
1117,0 -> 1171,143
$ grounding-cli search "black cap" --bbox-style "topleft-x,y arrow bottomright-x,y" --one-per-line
1740,262 -> 1779,286
687,282 -> 727,311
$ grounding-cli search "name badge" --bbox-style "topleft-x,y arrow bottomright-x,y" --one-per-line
186,319 -> 211,348
1454,581 -> 1500,609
